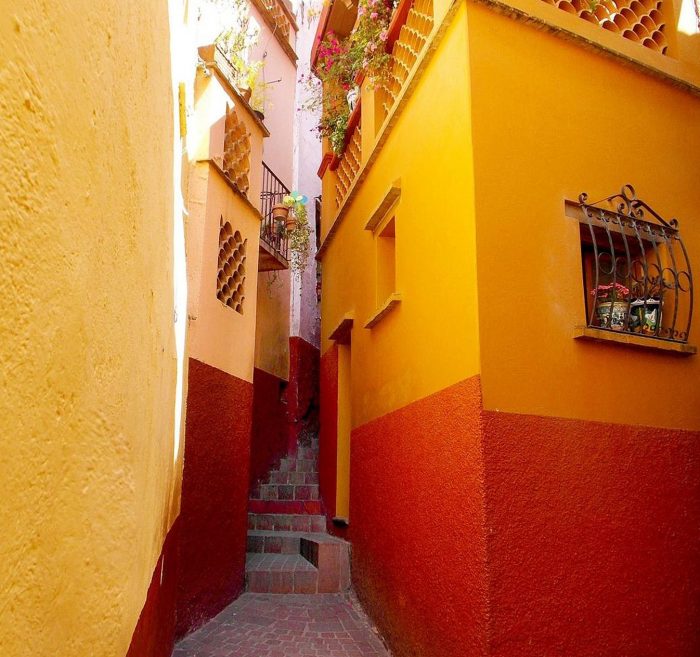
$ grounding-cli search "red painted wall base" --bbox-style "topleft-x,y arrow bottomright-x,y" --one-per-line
250,367 -> 288,487
349,378 -> 489,657
251,338 -> 320,489
175,358 -> 253,639
482,409 -> 700,657
324,373 -> 700,657
126,519 -> 180,657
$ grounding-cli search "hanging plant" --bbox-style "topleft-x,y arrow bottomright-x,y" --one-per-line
302,0 -> 395,155
283,192 -> 311,276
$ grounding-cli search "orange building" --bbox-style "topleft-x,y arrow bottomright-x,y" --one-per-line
313,0 -> 700,655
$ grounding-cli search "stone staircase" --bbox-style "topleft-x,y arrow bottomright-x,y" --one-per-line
246,437 -> 351,594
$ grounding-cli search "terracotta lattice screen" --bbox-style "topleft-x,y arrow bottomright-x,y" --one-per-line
217,219 -> 247,314
541,0 -> 669,54
223,105 -> 251,195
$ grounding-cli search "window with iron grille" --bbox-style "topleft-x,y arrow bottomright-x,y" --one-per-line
577,185 -> 693,344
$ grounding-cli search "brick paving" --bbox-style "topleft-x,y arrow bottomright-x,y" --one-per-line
173,593 -> 391,657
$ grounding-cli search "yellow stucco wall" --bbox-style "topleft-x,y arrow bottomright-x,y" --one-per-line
320,2 -> 480,428
255,270 -> 292,380
0,3 -> 180,657
468,1 -> 700,430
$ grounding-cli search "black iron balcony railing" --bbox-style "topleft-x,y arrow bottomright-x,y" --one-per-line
579,185 -> 693,343
260,162 -> 290,261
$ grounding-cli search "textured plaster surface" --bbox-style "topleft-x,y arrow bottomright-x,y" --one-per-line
482,409 -> 700,656
251,367 -> 290,486
287,337 -> 320,443
126,520 -> 180,657
340,372 -> 700,657
0,3 -> 178,657
318,4 -> 480,428
249,4 -> 296,190
176,358 -> 253,638
349,378 -> 490,657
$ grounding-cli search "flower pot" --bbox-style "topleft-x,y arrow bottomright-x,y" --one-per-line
629,299 -> 661,334
285,212 -> 297,232
346,87 -> 359,111
272,204 -> 289,222
596,301 -> 629,331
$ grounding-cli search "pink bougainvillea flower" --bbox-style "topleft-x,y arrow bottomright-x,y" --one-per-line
370,11 -> 378,18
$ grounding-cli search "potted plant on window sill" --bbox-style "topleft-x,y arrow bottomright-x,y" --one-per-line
629,297 -> 662,334
591,282 -> 630,331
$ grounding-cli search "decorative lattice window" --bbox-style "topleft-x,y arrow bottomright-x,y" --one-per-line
541,0 -> 669,54
216,219 -> 247,314
577,185 -> 693,344
263,0 -> 291,39
223,105 -> 251,196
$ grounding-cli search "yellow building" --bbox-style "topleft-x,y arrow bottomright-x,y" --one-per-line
314,0 -> 700,655
0,3 -> 183,657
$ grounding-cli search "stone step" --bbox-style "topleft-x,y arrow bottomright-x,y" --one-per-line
247,529 -> 303,554
248,499 -> 322,515
245,553 -> 318,593
278,457 -> 317,473
300,534 -> 351,593
296,446 -> 316,460
245,533 -> 351,594
248,512 -> 326,533
253,483 -> 320,502
267,470 -> 319,485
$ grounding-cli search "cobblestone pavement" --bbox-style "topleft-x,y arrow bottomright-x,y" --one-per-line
173,593 -> 392,657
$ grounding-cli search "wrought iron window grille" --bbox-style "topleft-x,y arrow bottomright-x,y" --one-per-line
578,184 -> 693,344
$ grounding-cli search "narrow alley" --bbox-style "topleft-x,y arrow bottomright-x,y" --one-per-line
3,1 -> 700,657
173,594 -> 390,657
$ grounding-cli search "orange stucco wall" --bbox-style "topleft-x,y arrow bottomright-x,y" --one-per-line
316,2 -> 700,656
319,1 -> 479,431
345,374 -> 700,657
468,2 -> 700,430
319,343 -> 340,525
187,65 -> 265,384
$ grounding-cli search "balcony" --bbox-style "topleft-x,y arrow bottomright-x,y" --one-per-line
258,162 -> 290,272
314,0 -> 439,244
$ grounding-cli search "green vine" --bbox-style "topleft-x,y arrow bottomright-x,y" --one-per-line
283,193 -> 312,276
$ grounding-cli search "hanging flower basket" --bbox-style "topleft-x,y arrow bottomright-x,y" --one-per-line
272,203 -> 289,221
285,212 -> 297,232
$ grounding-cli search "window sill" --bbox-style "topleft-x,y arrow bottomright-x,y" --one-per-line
365,293 -> 402,329
574,326 -> 697,356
